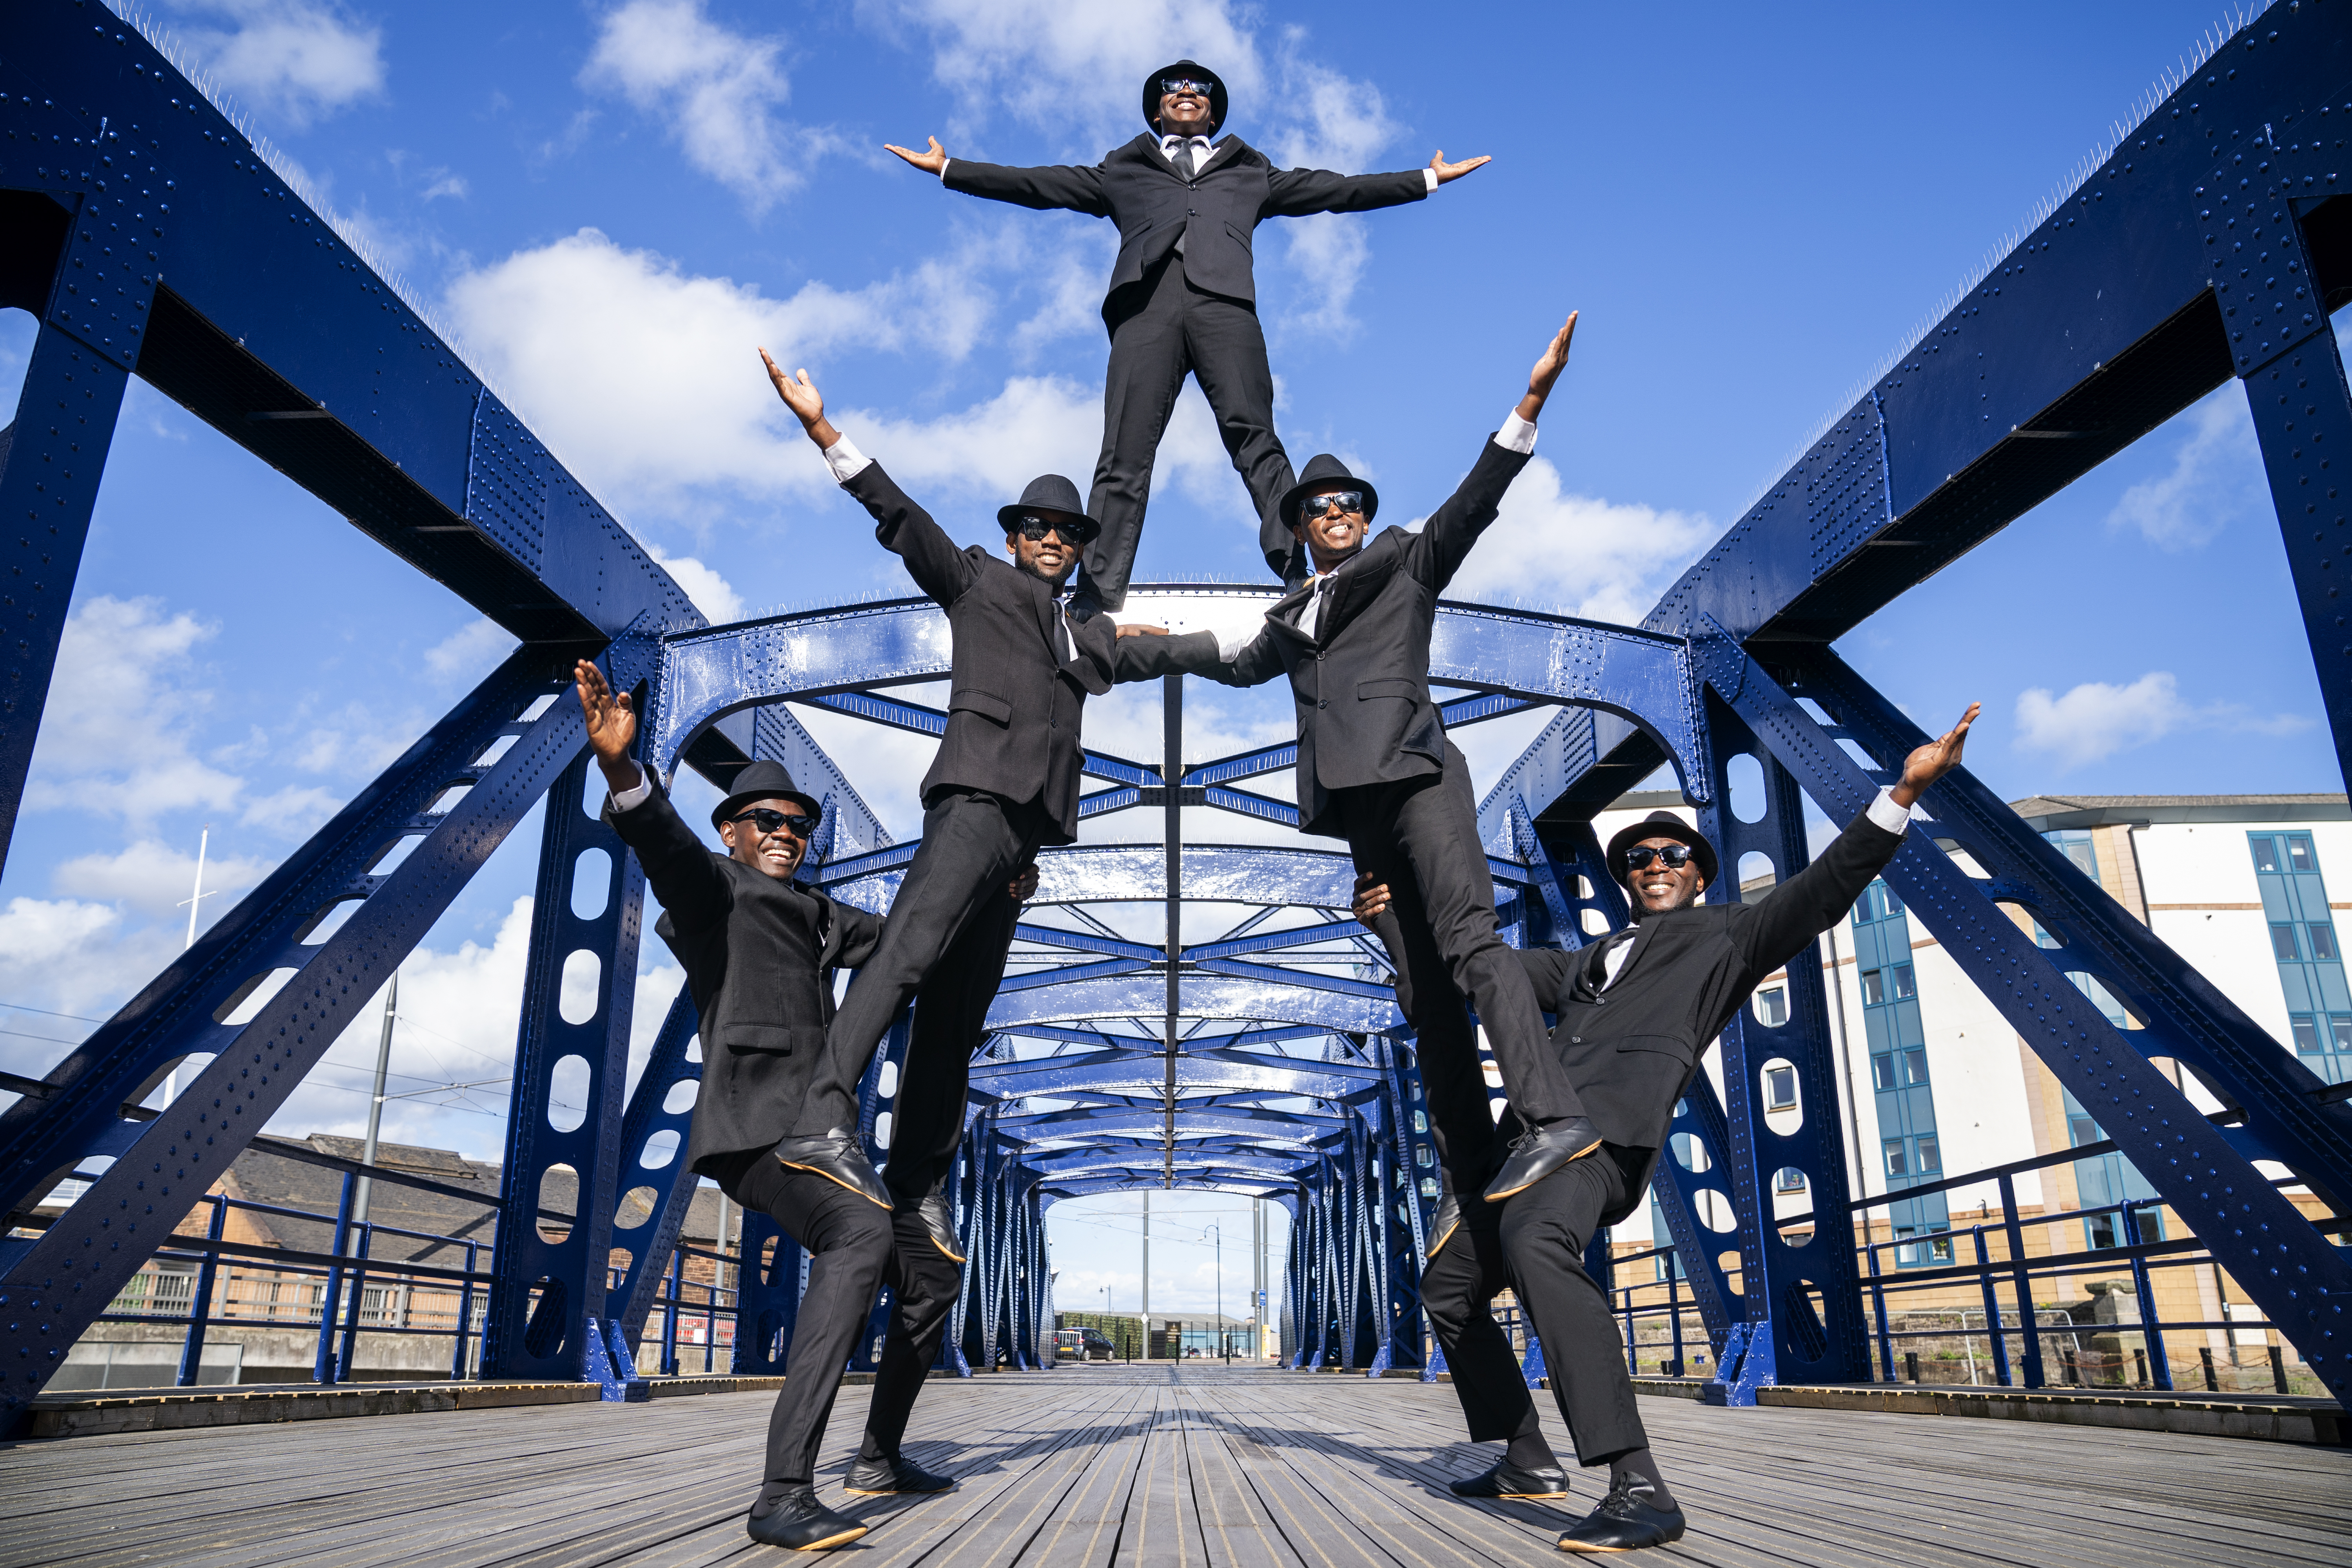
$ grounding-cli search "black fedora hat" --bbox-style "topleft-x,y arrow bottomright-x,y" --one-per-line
1142,59 -> 1228,136
710,758 -> 822,830
997,474 -> 1101,544
1605,810 -> 1719,891
1278,453 -> 1380,531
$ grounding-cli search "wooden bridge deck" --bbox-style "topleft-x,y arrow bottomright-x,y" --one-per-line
4,1364 -> 2347,1567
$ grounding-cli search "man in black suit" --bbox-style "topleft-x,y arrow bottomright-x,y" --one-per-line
574,664 -> 1028,1550
886,60 -> 1490,613
1354,703 -> 1979,1552
759,349 -> 1227,1209
1210,312 -> 1605,1202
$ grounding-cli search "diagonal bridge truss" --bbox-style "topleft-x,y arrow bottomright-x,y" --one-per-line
1,0 -> 2350,1420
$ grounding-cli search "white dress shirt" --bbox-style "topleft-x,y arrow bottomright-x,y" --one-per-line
1217,409 -> 1539,659
1596,787 -> 1915,990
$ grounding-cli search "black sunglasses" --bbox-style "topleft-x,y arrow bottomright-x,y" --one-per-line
727,807 -> 818,838
1299,491 -> 1364,521
1623,843 -> 1696,871
1013,512 -> 1097,544
1161,77 -> 1215,98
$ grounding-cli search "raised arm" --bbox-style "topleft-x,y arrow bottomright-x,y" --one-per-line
1263,162 -> 1434,219
576,659 -> 730,931
936,150 -> 1110,218
1415,311 -> 1576,591
760,350 -> 975,607
1734,703 -> 1981,978
1109,627 -> 1226,683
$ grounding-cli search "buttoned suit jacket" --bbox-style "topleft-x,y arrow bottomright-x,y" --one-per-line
848,462 -> 1223,844
603,782 -> 884,1180
1512,809 -> 1907,1225
1211,438 -> 1533,838
942,134 -> 1428,327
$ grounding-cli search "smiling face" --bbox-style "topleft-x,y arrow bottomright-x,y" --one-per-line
1626,835 -> 1707,916
1005,516 -> 1082,588
1290,488 -> 1367,573
1158,85 -> 1213,134
717,797 -> 809,882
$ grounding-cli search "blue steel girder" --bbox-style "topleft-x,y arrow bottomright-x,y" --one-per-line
995,1107 -> 1340,1142
1695,628 -> 2352,1405
646,586 -> 1707,805
980,973 -> 1402,1036
965,1047 -> 1376,1103
0,646 -> 593,1415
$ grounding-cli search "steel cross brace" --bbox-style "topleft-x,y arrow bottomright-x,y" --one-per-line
1695,624 -> 2352,1405
0,645 -> 595,1416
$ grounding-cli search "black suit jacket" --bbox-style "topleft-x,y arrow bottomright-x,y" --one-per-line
942,134 -> 1428,325
1512,808 -> 1907,1224
848,462 -> 1222,844
604,782 -> 884,1178
1213,437 -> 1532,837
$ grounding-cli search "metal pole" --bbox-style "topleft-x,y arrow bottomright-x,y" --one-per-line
1823,918 -> 1867,1203
353,972 -> 397,1229
1212,1222 -> 1223,1362
1162,675 -> 1181,1187
164,824 -> 211,1107
1142,1189 -> 1151,1359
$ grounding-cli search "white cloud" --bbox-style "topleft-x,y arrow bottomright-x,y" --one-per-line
53,840 -> 277,922
166,0 -> 387,130
0,898 -> 180,1058
646,548 -> 746,625
1443,458 -> 1718,623
238,784 -> 346,836
421,173 -> 468,201
2107,385 -> 2264,551
425,618 -> 520,683
443,228 -> 998,516
2013,670 -> 2311,771
581,0 -> 833,216
22,597 -> 244,827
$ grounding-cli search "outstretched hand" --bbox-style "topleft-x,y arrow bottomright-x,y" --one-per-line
886,136 -> 949,176
1516,310 -> 1578,423
759,349 -> 840,449
1429,149 -> 1490,185
573,659 -> 640,787
1115,622 -> 1169,638
1889,702 -> 1981,810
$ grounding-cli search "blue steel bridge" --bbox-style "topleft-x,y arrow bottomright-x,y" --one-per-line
0,7 -> 2350,1560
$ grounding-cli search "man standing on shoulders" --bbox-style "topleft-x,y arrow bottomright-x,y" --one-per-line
575,662 -> 1022,1550
1355,702 -> 1980,1552
1210,310 -> 1606,1207
757,348 -> 1227,1221
886,60 -> 1490,613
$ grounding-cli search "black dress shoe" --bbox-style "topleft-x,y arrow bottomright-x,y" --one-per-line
1449,1458 -> 1568,1499
1483,1118 -> 1604,1202
845,1451 -> 958,1495
1427,1192 -> 1463,1259
746,1483 -> 869,1550
910,1191 -> 964,1262
774,1130 -> 891,1209
1555,1475 -> 1685,1552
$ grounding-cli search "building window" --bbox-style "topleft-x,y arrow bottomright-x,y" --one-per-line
1903,1047 -> 1931,1087
2252,837 -> 2281,873
2272,923 -> 2303,961
1915,1136 -> 1941,1174
2289,833 -> 2318,872
2294,1016 -> 2321,1056
1755,986 -> 1788,1026
1765,1065 -> 1797,1109
1884,1138 -> 1908,1177
1871,1053 -> 1896,1091
1891,962 -> 1918,1000
1775,1167 -> 1807,1193
1860,968 -> 1884,1005
2314,924 -> 2341,962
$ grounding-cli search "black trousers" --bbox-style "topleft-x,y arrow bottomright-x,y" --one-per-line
1332,749 -> 1588,1129
1421,1210 -> 1547,1445
1498,1145 -> 1650,1465
885,875 -> 1019,1207
795,788 -> 1047,1139
727,1158 -> 961,1482
1080,251 -> 1294,610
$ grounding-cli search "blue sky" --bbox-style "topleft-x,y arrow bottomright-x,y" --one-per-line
0,0 -> 2323,1315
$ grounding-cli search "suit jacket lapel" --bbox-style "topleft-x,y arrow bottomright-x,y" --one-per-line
1611,916 -> 1666,989
1195,136 -> 1248,177
1262,581 -> 1318,646
1063,609 -> 1114,695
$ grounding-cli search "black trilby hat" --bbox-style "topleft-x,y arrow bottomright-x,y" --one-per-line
1143,59 -> 1228,136
710,758 -> 822,830
1278,453 -> 1380,531
997,474 -> 1101,544
1606,810 -> 1719,892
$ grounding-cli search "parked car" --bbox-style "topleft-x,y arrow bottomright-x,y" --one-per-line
1054,1327 -> 1118,1361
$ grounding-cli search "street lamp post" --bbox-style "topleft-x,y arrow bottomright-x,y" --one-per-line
1207,1223 -> 1224,1363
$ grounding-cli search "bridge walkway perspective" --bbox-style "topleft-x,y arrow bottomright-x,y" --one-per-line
2,1364 -> 2345,1568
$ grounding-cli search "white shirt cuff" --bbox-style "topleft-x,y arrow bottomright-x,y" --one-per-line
938,159 -> 950,180
1422,167 -> 1439,193
823,433 -> 873,484
1866,786 -> 1913,837
1216,626 -> 1256,661
1494,410 -> 1538,455
609,765 -> 653,812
